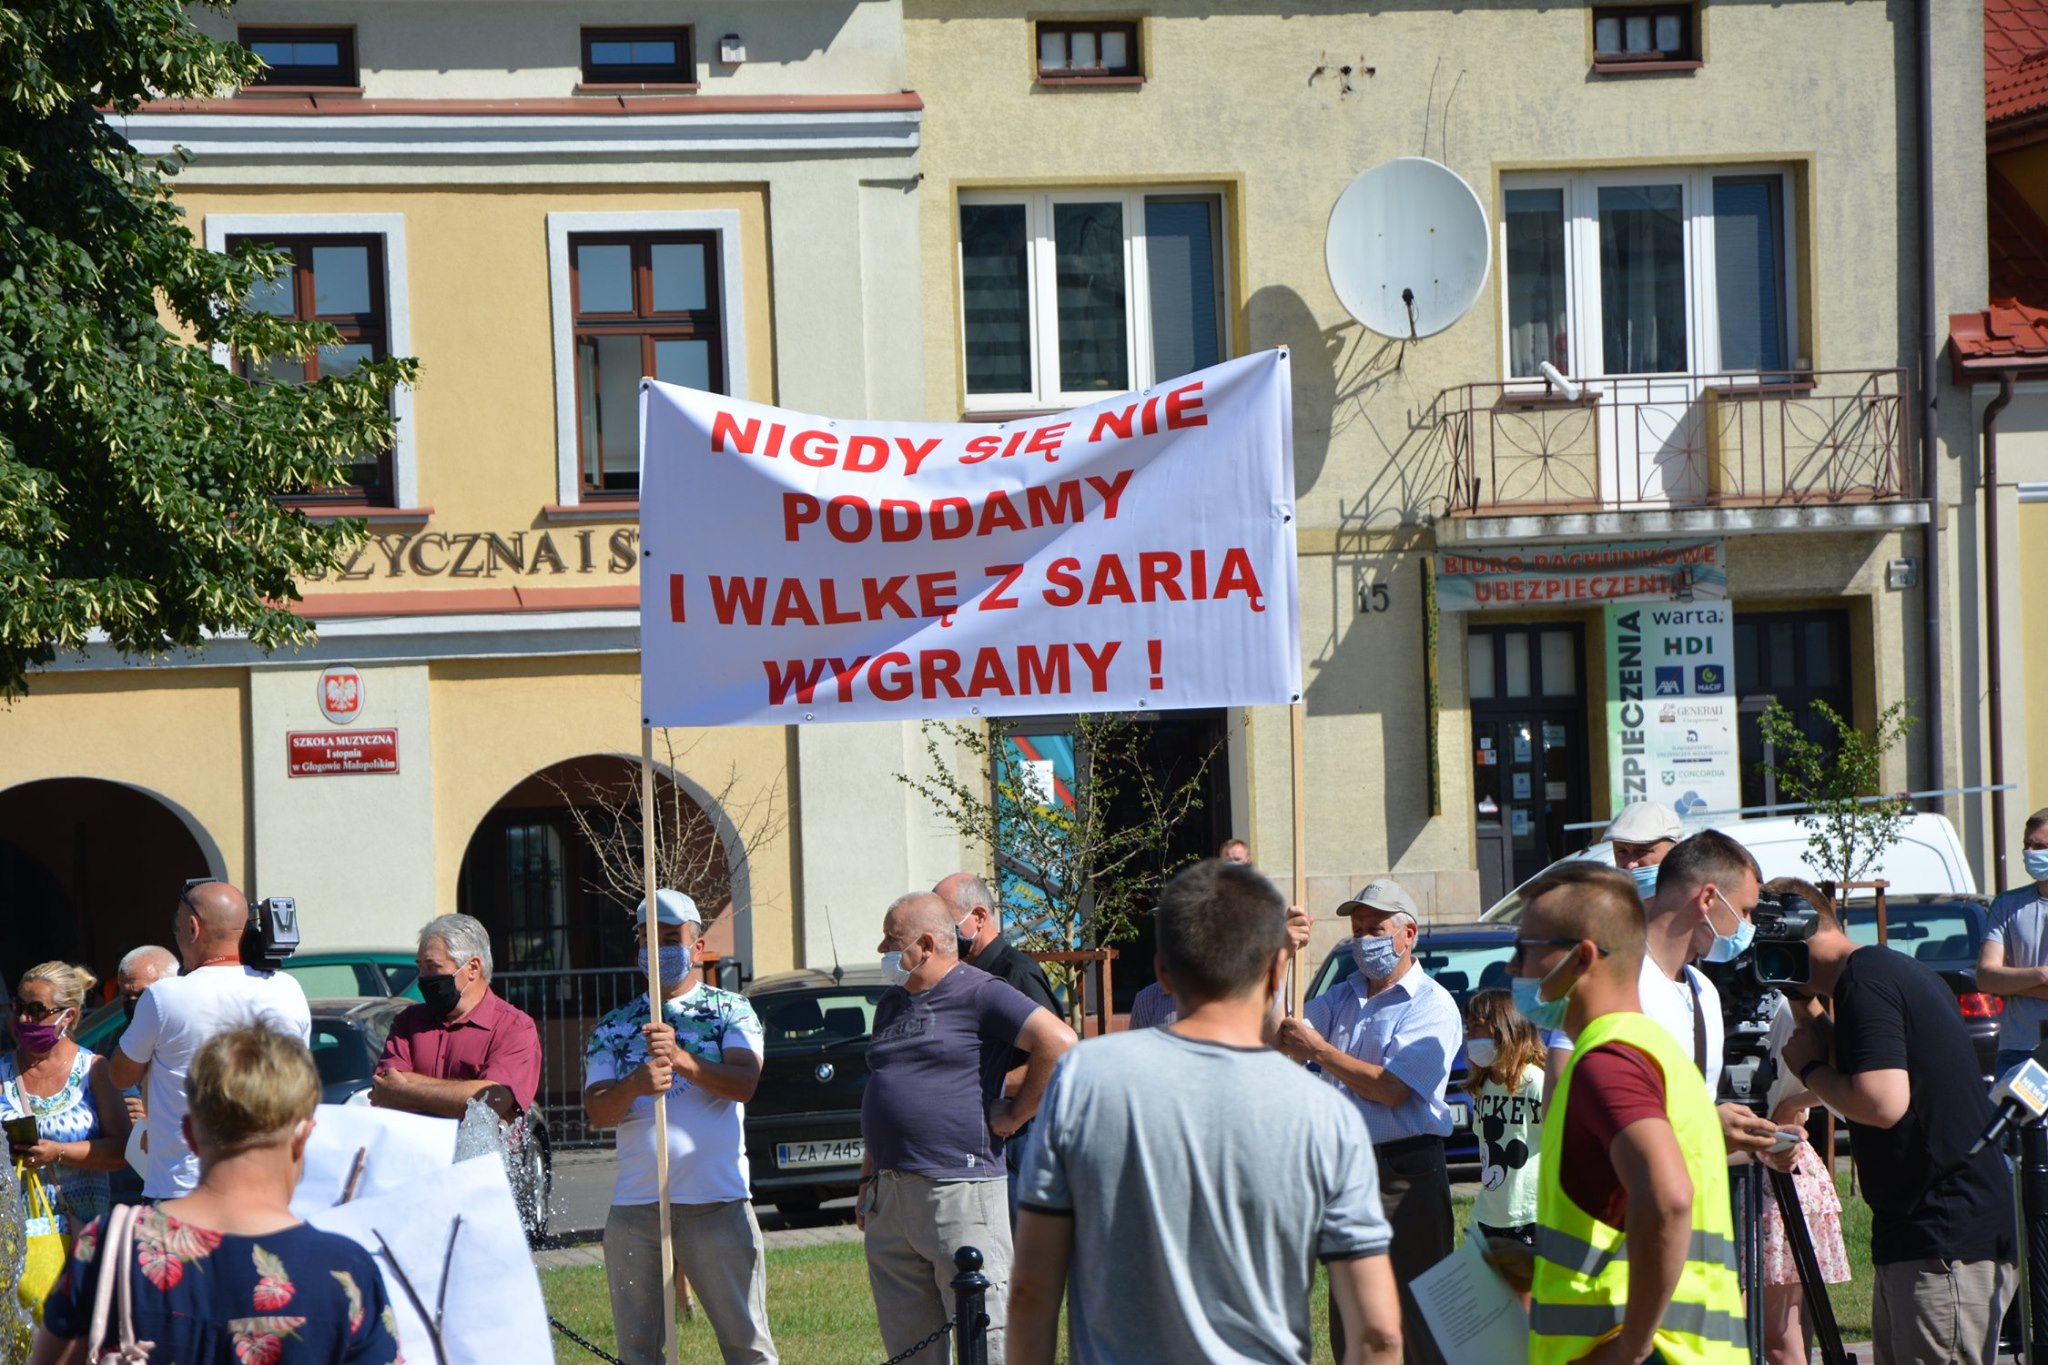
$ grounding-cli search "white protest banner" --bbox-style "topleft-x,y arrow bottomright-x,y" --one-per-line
639,351 -> 1301,726
1605,602 -> 1741,819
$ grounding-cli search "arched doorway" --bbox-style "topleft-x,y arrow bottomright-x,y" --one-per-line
457,755 -> 736,1144
0,778 -> 223,986
456,755 -> 737,975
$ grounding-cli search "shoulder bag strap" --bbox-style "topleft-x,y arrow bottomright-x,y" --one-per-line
1685,969 -> 1709,1077
85,1205 -> 133,1362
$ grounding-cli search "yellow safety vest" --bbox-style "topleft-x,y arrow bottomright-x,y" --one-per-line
1529,1010 -> 1746,1365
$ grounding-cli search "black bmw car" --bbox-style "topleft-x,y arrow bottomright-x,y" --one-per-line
742,967 -> 893,1216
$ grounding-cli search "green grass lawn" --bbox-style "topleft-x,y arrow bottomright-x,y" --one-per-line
542,1170 -> 1877,1363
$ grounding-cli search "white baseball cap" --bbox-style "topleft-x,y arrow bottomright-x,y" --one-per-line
1604,801 -> 1684,846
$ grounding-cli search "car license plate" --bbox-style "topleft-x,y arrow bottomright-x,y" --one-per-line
1451,1106 -> 1471,1130
776,1139 -> 863,1169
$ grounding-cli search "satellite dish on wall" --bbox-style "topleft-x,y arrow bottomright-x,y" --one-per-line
1325,156 -> 1491,339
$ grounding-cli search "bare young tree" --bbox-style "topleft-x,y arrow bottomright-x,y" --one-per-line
899,713 -> 1219,1029
546,731 -> 787,945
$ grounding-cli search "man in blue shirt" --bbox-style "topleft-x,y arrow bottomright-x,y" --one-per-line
1977,806 -> 2048,1075
1278,878 -> 1462,1365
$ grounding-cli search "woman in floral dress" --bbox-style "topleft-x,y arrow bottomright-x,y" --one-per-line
28,1025 -> 400,1365
2,964 -> 130,1250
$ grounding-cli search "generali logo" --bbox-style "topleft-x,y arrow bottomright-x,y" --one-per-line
318,666 -> 365,725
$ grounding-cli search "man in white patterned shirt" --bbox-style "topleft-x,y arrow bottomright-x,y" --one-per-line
583,889 -> 777,1365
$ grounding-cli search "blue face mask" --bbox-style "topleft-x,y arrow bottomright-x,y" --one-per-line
637,944 -> 693,986
1350,934 -> 1403,982
1629,863 -> 1659,899
1700,889 -> 1756,964
1512,950 -> 1580,1031
2026,848 -> 2048,882
879,951 -> 910,986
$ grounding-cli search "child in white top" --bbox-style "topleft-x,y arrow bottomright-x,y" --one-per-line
1463,987 -> 1548,1250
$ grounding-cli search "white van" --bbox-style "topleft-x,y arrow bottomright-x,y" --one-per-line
1480,811 -> 1976,922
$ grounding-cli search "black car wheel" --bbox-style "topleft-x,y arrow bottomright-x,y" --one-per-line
772,1194 -> 822,1219
518,1113 -> 553,1247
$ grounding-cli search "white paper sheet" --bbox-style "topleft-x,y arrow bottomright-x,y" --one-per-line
1412,1233 -> 1530,1364
292,1103 -> 460,1210
300,1151 -> 550,1365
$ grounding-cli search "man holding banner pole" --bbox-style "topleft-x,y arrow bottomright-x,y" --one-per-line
583,887 -> 778,1365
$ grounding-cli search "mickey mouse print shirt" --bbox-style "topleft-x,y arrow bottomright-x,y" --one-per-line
1472,1062 -> 1545,1230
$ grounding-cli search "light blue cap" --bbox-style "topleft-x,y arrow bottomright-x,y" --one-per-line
637,888 -> 702,926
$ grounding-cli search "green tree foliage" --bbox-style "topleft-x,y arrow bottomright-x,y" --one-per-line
1756,698 -> 1917,887
0,0 -> 417,696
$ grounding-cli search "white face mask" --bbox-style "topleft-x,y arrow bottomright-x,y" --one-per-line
1464,1038 -> 1498,1068
879,951 -> 910,986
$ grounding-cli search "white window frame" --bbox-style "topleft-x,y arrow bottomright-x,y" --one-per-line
202,213 -> 416,507
1497,165 -> 1798,383
957,187 -> 1231,413
546,210 -> 748,506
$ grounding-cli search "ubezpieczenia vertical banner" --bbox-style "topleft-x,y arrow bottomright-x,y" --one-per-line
638,351 -> 1301,727
1605,602 -> 1741,821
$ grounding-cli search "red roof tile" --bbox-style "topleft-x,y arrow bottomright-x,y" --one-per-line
1987,0 -> 2048,124
1949,298 -> 2048,374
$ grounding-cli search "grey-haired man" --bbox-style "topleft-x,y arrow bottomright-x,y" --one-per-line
372,912 -> 541,1122
1277,878 -> 1461,1365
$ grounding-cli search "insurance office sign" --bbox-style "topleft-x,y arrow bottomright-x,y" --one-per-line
1605,603 -> 1740,821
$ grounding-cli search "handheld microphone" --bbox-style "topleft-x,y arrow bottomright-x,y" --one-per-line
1970,1040 -> 2048,1156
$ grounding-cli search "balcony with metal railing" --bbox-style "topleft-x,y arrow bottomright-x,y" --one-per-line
1435,368 -> 1929,544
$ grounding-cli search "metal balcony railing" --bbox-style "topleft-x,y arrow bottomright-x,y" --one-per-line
1440,368 -> 1913,516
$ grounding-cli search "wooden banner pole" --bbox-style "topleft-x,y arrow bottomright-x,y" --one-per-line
643,725 -> 677,1365
1289,701 -> 1308,1016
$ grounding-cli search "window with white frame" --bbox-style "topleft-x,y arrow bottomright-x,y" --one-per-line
958,190 -> 1227,412
1500,168 -> 1794,381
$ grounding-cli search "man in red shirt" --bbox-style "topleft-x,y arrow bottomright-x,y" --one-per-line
373,913 -> 541,1121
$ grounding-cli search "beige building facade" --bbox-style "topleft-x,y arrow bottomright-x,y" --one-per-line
0,1 -> 933,988
0,1 -> 2010,1017
904,0 -> 1990,966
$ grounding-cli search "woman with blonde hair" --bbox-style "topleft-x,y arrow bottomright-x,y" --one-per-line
29,1025 -> 399,1364
2,964 -> 131,1274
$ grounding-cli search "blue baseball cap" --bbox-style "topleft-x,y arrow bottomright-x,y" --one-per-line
637,889 -> 702,926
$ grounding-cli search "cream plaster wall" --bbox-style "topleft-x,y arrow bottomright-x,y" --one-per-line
0,669 -> 251,883
906,0 -> 1984,899
194,1 -> 908,98
2024,503 -> 2048,817
247,662 -> 437,945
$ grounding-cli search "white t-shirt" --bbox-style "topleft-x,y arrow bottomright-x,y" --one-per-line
118,964 -> 313,1197
583,984 -> 764,1206
1638,953 -> 1723,1099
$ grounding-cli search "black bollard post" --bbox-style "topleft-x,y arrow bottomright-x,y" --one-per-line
950,1246 -> 990,1365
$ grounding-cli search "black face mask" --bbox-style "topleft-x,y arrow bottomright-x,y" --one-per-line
122,997 -> 139,1025
418,973 -> 464,1020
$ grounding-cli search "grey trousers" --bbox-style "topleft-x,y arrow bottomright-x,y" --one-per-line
862,1170 -> 1010,1365
603,1199 -> 778,1365
1872,1257 -> 2016,1365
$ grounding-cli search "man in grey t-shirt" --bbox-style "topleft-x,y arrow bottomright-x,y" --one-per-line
1009,860 -> 1402,1365
1978,805 -> 2048,1073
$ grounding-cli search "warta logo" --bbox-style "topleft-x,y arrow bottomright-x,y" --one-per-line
319,666 -> 365,725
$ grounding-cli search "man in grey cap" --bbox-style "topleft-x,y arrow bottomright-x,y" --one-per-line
582,889 -> 778,1365
1604,799 -> 1685,901
1277,879 -> 1462,1365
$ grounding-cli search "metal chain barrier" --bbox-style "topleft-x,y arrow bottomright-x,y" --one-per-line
878,1321 -> 953,1364
548,1315 -> 630,1365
